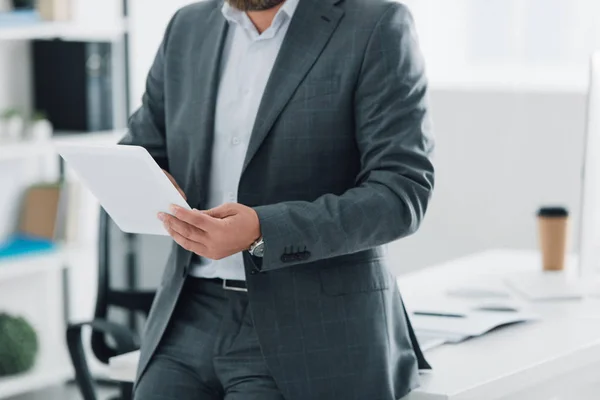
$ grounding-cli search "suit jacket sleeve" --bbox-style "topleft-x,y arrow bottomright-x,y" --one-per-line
253,4 -> 435,271
118,12 -> 181,171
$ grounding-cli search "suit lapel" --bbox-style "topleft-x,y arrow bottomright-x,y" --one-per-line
242,0 -> 344,173
189,4 -> 228,208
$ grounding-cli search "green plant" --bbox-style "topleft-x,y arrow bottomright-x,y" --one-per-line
32,111 -> 48,121
1,108 -> 21,119
0,313 -> 39,377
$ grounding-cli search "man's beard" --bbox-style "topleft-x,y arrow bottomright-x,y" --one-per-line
226,0 -> 286,12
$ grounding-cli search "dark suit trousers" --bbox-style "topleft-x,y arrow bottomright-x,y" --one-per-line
135,278 -> 284,400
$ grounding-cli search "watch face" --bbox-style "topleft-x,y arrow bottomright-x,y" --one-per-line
254,242 -> 265,258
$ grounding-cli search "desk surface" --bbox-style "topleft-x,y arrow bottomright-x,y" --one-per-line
109,250 -> 600,399
401,249 -> 600,400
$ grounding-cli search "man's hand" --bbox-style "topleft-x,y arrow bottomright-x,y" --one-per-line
163,170 -> 186,200
158,203 -> 261,260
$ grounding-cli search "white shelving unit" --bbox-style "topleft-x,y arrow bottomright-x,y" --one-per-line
0,129 -> 126,161
0,19 -> 128,42
0,357 -> 72,399
0,2 -> 128,397
0,250 -> 65,281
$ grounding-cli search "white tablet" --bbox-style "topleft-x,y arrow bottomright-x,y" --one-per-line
56,143 -> 191,236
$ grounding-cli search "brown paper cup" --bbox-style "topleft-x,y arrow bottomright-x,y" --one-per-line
537,215 -> 568,272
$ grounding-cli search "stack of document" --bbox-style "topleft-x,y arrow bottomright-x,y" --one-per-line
411,301 -> 539,351
504,271 -> 585,300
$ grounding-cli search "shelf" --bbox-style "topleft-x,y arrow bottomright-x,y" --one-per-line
0,129 -> 126,161
0,19 -> 128,42
53,129 -> 126,146
0,340 -> 72,399
0,140 -> 50,161
0,248 -> 68,282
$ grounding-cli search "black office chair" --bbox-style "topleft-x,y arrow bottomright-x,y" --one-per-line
66,209 -> 156,400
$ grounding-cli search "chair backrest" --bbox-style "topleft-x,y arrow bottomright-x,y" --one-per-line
91,209 -> 156,364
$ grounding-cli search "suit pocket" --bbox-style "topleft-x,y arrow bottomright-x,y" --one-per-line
288,75 -> 341,105
319,260 -> 391,296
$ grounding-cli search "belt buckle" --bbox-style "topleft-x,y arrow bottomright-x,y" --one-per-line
222,279 -> 248,292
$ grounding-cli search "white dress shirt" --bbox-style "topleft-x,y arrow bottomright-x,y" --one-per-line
189,0 -> 300,280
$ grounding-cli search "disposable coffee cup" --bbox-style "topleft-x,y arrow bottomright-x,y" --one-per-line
537,207 -> 569,272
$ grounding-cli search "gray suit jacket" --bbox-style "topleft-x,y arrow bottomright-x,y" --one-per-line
121,0 -> 434,398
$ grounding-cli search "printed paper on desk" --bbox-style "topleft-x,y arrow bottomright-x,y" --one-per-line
411,309 -> 539,338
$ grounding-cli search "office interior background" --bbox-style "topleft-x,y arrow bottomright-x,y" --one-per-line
1,0 -> 600,399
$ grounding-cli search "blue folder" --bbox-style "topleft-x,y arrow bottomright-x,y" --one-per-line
0,234 -> 56,260
0,10 -> 41,26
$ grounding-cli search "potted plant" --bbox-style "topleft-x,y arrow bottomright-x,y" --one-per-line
29,111 -> 53,142
0,313 -> 39,377
0,108 -> 25,142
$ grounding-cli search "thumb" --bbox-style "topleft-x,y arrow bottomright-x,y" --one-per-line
205,203 -> 236,219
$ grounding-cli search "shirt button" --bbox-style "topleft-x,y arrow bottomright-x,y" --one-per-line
232,136 -> 241,145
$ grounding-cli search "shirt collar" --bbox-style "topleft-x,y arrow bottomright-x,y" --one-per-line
222,0 -> 300,37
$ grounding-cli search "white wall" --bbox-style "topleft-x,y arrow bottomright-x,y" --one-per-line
128,0 -> 197,110
390,90 -> 586,272
404,0 -> 600,72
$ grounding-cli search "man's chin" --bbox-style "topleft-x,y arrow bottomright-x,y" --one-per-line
226,0 -> 286,12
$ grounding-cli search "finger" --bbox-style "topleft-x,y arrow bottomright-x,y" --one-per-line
170,206 -> 220,230
167,225 -> 209,255
160,213 -> 207,242
205,203 -> 237,219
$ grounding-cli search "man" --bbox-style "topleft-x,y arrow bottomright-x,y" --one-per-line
122,0 -> 434,398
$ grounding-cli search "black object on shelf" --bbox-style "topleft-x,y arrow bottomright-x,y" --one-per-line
11,0 -> 35,9
32,40 -> 114,133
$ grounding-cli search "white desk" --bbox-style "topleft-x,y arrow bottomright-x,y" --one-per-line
400,249 -> 600,400
108,250 -> 600,399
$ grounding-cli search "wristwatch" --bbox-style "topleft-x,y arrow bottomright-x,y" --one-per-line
249,237 -> 265,258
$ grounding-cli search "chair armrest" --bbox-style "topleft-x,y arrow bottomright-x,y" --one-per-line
108,350 -> 140,383
66,320 -> 138,400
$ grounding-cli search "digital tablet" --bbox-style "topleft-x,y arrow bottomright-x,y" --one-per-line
56,144 -> 191,236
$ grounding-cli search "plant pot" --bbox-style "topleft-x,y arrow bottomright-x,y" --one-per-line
29,119 -> 53,141
3,115 -> 25,142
